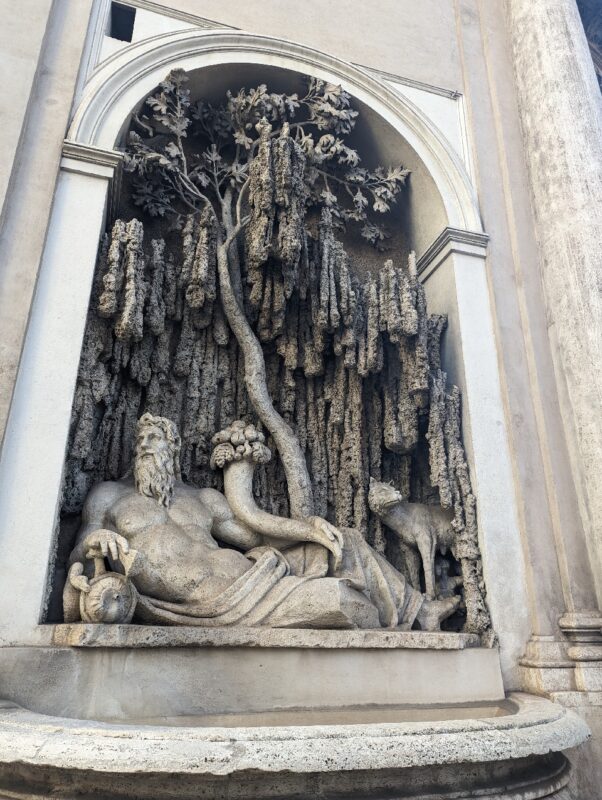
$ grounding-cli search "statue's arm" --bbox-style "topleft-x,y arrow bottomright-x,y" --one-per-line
69,483 -> 127,566
224,484 -> 344,566
198,488 -> 263,551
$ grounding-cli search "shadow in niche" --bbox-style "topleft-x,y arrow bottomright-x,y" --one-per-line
47,61 -> 485,640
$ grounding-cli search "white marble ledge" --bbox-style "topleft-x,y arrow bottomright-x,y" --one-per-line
46,624 -> 482,650
0,694 -> 589,776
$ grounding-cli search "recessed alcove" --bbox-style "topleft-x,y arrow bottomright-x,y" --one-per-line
47,59 -> 474,636
0,31 -> 528,698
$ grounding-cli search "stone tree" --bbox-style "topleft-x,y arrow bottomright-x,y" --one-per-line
122,69 -> 408,520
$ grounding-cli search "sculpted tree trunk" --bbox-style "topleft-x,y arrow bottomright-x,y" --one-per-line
121,71 -> 407,521
216,211 -> 315,518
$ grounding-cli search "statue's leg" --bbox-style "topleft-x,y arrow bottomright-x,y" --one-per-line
334,529 -> 423,628
279,542 -> 329,578
402,545 -> 422,591
415,533 -> 436,600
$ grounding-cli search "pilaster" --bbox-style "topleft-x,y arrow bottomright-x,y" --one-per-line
0,142 -> 119,645
505,0 -> 602,694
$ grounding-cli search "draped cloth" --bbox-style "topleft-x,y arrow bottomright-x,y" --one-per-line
282,528 -> 422,628
134,547 -> 313,626
133,530 -> 422,629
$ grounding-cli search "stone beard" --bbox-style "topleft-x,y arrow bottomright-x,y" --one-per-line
133,414 -> 181,507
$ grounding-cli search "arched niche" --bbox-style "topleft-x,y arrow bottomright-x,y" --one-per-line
0,30 -> 528,684
70,30 -> 482,237
109,60 -> 451,268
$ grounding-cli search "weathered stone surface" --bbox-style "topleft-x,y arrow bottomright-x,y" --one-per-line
0,694 -> 587,788
49,624 -> 481,649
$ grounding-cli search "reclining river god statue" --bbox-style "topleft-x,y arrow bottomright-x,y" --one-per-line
64,413 -> 459,630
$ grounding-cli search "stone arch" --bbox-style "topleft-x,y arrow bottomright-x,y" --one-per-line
69,29 -> 482,241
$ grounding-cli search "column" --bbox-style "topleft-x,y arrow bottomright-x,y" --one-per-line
0,142 -> 120,645
506,0 -> 602,598
419,228 -> 531,685
506,0 -> 602,686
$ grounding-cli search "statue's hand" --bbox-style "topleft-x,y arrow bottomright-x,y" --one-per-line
306,517 -> 344,571
83,529 -> 130,561
68,562 -> 90,594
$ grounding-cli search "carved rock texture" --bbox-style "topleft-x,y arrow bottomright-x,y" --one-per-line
63,211 -> 491,635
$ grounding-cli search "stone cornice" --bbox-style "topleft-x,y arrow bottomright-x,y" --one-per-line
361,65 -> 461,100
61,141 -> 123,220
61,140 -> 123,167
417,227 -> 489,281
47,624 -> 481,650
61,140 -> 123,172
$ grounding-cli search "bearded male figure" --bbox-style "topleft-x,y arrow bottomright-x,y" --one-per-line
64,414 -> 459,630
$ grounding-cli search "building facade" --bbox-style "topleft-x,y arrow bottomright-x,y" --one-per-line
0,1 -> 600,797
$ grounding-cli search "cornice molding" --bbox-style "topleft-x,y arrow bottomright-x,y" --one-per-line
417,227 -> 489,281
360,65 -> 461,100
61,141 -> 123,220
61,141 -> 123,170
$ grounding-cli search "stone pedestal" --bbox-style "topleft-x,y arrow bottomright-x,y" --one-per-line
0,627 -> 504,719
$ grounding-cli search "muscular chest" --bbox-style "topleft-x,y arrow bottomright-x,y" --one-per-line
111,491 -> 205,536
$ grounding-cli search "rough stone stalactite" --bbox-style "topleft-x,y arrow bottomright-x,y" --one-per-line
63,209 -> 492,638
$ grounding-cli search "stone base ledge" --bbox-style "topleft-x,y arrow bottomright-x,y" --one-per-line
46,623 -> 481,649
0,694 -> 588,799
0,641 -> 505,715
0,694 -> 587,771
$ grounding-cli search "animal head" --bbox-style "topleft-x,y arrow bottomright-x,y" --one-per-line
368,478 -> 404,515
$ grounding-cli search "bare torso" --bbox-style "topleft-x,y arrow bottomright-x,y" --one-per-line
74,480 -> 253,604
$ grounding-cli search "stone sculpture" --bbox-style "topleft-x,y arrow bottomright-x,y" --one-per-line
435,557 -> 464,600
64,413 -> 460,630
60,68 -> 492,638
368,477 -> 455,600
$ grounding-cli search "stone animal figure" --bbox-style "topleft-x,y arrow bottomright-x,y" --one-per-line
368,478 -> 456,600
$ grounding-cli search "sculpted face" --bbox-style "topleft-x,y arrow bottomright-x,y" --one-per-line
133,413 -> 181,507
368,478 -> 403,514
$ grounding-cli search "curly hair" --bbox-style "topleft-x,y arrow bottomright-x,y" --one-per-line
134,413 -> 182,505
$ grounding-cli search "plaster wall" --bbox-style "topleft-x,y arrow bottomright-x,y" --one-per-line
0,0 -> 93,444
143,0 -> 464,91
0,0 -> 53,221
